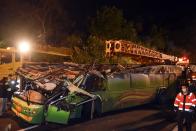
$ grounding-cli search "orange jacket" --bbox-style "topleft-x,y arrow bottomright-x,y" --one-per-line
174,92 -> 196,112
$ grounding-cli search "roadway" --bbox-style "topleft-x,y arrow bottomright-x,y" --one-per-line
1,103 -> 193,131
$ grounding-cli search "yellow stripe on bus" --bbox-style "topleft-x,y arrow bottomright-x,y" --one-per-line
12,107 -> 33,122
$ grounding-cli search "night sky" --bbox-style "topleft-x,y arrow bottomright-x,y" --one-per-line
65,0 -> 196,42
1,0 -> 196,57
66,0 -> 196,50
66,0 -> 196,28
76,0 -> 195,23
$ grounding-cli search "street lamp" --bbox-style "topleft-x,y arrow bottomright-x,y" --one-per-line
18,40 -> 31,53
17,40 -> 31,65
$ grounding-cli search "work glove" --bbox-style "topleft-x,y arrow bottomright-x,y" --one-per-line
174,107 -> 178,113
190,106 -> 195,112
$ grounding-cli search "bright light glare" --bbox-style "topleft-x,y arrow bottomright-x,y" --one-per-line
183,57 -> 187,60
18,40 -> 30,53
11,80 -> 15,85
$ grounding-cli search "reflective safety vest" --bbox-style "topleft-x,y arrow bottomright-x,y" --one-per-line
174,92 -> 196,112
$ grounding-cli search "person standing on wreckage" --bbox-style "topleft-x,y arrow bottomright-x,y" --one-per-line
174,82 -> 196,131
0,77 -> 9,116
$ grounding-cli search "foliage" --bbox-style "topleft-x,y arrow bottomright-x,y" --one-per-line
31,53 -> 71,63
71,36 -> 106,64
71,47 -> 91,64
86,35 -> 106,63
29,0 -> 68,43
89,6 -> 138,41
0,0 -> 71,44
62,34 -> 82,47
147,25 -> 168,51
83,6 -> 140,64
0,41 -> 7,48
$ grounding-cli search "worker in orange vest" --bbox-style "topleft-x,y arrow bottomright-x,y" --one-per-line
174,83 -> 196,131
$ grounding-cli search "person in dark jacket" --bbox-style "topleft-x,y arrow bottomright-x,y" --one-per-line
0,77 -> 8,116
7,75 -> 18,102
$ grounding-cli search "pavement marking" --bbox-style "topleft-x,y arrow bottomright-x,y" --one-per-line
17,125 -> 39,131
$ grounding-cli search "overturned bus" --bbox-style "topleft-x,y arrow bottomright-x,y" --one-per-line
11,63 -> 183,124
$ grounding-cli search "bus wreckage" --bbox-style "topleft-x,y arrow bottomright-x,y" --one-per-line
11,62 -> 182,124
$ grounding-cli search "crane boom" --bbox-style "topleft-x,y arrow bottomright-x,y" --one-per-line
105,40 -> 178,64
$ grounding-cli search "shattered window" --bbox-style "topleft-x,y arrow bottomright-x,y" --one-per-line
84,74 -> 106,92
112,73 -> 126,79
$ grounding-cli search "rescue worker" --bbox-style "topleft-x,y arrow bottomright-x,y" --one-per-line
186,66 -> 193,78
7,75 -> 18,101
182,65 -> 192,80
0,77 -> 8,116
174,83 -> 196,131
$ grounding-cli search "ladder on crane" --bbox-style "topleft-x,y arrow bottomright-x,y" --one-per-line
105,40 -> 178,64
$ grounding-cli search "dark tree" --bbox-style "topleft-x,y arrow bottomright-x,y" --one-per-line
89,6 -> 138,41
